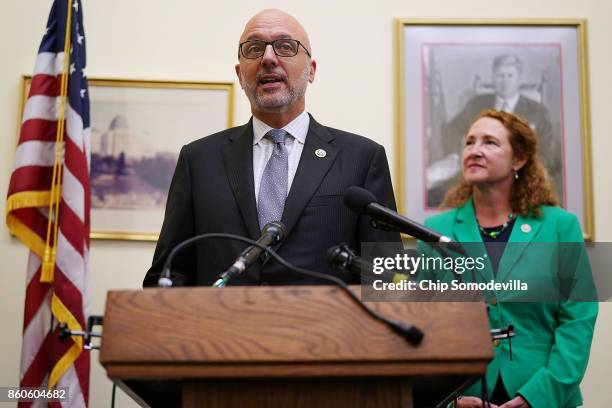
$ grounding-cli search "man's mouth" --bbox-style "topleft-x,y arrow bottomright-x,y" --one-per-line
258,74 -> 285,86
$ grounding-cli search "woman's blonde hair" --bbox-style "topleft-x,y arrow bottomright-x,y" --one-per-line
441,109 -> 558,217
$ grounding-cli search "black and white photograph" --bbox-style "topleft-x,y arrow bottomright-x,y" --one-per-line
425,46 -> 563,207
397,20 -> 593,238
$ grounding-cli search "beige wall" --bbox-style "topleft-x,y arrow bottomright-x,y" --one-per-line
1,0 -> 610,406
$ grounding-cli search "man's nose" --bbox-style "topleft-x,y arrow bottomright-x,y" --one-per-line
261,44 -> 278,65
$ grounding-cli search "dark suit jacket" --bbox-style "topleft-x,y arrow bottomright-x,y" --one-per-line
444,94 -> 553,158
143,115 -> 401,287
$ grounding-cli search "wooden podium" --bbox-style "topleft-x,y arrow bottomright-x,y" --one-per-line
100,286 -> 492,407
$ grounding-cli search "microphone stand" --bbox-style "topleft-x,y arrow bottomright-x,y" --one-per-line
58,315 -> 104,350
158,233 -> 270,287
212,273 -> 234,288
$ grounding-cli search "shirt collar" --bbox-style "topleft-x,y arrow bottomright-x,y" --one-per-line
252,111 -> 310,145
494,93 -> 520,111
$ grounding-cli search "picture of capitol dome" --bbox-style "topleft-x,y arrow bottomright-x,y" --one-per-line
90,114 -> 177,210
84,79 -> 232,236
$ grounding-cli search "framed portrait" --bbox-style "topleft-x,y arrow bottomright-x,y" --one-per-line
395,19 -> 594,240
19,77 -> 234,241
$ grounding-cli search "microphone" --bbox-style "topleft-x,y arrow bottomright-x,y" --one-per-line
327,243 -> 411,283
212,221 -> 287,288
326,243 -> 372,276
344,186 -> 465,255
156,231 -> 424,345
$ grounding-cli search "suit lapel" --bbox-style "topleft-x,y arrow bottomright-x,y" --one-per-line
453,200 -> 494,282
496,214 -> 541,282
513,96 -> 529,118
281,116 -> 339,235
221,120 -> 261,240
453,200 -> 481,243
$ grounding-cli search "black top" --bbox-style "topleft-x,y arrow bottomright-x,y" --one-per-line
481,218 -> 516,404
481,217 -> 516,276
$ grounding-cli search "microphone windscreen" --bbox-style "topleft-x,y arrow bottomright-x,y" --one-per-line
261,221 -> 287,242
326,245 -> 347,267
344,186 -> 378,214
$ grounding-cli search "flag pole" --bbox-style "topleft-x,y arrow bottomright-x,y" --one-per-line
41,0 -> 73,283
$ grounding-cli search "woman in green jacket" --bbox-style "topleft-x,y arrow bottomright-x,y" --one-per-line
422,109 -> 597,408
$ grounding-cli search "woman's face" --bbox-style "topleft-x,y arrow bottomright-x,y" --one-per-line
462,116 -> 521,187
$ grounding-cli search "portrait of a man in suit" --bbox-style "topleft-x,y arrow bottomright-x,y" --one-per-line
426,51 -> 563,208
143,9 -> 400,288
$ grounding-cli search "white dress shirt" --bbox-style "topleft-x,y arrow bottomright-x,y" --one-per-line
252,111 -> 309,204
494,93 -> 520,113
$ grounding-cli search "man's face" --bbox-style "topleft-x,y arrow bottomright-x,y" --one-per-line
235,11 -> 316,116
493,64 -> 521,99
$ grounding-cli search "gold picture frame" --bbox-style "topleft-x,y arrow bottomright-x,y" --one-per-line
395,19 -> 594,240
19,76 -> 234,241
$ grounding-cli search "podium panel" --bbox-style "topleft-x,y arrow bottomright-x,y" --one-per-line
100,286 -> 492,407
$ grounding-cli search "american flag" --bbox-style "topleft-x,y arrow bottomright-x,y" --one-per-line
6,0 -> 90,406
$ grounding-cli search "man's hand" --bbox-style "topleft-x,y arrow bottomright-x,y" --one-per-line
499,396 -> 530,408
457,396 -> 499,408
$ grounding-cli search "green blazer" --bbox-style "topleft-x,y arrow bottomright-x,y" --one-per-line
419,199 -> 598,408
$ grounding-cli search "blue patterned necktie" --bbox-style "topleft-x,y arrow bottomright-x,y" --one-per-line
257,129 -> 289,229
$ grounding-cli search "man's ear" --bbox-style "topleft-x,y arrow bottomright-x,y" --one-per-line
235,64 -> 244,88
308,59 -> 317,83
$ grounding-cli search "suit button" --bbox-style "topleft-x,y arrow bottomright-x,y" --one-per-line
490,297 -> 498,306
494,340 -> 501,347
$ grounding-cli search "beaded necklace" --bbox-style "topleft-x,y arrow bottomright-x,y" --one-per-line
478,213 -> 515,240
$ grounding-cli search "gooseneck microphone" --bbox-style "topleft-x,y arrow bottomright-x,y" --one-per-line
212,221 -> 286,288
327,243 -> 373,276
157,228 -> 423,345
158,222 -> 286,288
327,243 -> 412,284
344,186 -> 465,255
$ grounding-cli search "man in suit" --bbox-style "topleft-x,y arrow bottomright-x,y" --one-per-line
143,9 -> 400,287
428,54 -> 559,206
444,54 -> 553,156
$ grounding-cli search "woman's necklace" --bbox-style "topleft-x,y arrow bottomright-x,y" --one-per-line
478,213 -> 515,240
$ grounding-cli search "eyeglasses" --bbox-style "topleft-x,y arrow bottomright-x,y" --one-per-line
238,39 -> 311,59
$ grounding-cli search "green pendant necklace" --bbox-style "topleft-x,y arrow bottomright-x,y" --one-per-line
478,213 -> 514,240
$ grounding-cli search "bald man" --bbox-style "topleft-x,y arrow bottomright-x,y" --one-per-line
144,9 -> 400,287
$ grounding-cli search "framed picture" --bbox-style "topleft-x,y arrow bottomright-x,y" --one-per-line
395,19 -> 594,240
19,77 -> 234,241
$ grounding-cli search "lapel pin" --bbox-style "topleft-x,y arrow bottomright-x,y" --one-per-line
520,224 -> 531,233
315,149 -> 327,158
